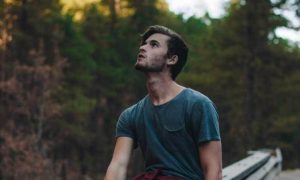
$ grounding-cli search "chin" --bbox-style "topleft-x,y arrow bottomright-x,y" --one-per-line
135,64 -> 150,72
134,64 -> 143,70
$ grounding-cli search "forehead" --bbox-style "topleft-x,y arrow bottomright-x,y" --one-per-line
146,33 -> 170,46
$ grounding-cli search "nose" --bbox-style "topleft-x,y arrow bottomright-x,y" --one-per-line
139,44 -> 146,52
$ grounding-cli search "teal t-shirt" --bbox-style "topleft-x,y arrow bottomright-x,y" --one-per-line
116,88 -> 221,179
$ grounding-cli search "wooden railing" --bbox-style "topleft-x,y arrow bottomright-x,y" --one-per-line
222,148 -> 282,180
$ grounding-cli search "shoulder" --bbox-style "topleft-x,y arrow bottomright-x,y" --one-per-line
183,88 -> 219,115
184,88 -> 213,105
120,95 -> 148,119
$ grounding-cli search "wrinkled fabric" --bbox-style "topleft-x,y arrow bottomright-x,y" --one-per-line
117,88 -> 221,179
132,169 -> 183,180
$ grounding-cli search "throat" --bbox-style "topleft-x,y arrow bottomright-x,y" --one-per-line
147,80 -> 185,106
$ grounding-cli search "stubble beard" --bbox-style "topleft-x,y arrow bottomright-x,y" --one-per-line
134,62 -> 165,72
134,54 -> 167,73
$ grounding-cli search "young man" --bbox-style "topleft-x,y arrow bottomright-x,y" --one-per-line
104,25 -> 222,180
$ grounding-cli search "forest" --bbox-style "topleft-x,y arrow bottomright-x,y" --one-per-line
0,0 -> 300,179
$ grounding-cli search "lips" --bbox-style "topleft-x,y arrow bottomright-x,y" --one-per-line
137,53 -> 146,60
138,53 -> 145,58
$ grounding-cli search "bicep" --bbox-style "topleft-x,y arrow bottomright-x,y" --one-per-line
105,137 -> 134,180
111,137 -> 134,167
199,141 -> 222,172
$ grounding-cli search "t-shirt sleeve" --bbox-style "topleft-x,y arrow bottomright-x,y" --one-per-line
191,100 -> 221,144
115,108 -> 137,148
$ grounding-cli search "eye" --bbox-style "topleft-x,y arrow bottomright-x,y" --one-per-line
150,41 -> 158,47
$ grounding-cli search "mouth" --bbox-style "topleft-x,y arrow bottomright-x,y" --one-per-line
137,53 -> 146,60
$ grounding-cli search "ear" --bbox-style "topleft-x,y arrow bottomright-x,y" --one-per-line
167,55 -> 178,65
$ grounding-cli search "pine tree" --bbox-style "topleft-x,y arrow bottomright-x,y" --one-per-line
195,0 -> 300,165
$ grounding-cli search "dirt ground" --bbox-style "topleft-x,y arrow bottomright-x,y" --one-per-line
277,169 -> 300,180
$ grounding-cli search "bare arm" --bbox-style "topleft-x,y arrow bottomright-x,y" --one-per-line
104,137 -> 134,180
199,141 -> 222,180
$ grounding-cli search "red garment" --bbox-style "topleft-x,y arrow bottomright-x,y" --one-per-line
132,169 -> 183,180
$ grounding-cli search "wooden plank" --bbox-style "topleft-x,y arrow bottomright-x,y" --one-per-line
223,151 -> 271,180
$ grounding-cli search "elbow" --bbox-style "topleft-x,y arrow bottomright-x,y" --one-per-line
203,166 -> 222,180
213,166 -> 222,180
104,163 -> 127,180
217,168 -> 222,180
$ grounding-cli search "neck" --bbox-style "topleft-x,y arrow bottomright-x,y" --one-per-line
146,73 -> 184,106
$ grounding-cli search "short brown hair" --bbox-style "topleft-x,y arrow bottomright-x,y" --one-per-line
141,25 -> 188,80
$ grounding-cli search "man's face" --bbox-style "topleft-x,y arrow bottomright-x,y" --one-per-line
135,33 -> 170,72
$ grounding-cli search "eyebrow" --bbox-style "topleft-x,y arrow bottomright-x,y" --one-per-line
141,39 -> 160,46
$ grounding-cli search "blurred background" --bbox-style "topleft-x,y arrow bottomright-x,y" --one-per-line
0,0 -> 300,179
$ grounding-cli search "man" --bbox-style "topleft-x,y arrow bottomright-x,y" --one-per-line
104,25 -> 222,180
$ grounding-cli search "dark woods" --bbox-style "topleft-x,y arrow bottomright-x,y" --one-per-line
0,0 -> 300,179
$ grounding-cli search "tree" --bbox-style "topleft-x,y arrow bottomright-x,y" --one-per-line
194,0 -> 300,166
0,42 -> 66,179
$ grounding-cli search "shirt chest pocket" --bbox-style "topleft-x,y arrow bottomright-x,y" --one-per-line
152,104 -> 192,147
154,103 -> 185,133
163,117 -> 184,132
160,107 -> 186,132
160,109 -> 189,147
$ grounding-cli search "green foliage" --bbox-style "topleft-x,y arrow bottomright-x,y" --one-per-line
1,0 -> 300,178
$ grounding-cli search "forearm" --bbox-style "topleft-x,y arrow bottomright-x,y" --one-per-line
104,163 -> 127,180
